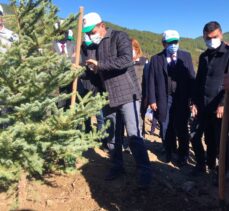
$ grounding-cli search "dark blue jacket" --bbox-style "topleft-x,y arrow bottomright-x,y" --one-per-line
148,49 -> 195,122
193,42 -> 229,113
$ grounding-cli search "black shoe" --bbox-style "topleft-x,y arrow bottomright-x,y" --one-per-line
208,164 -> 217,171
177,156 -> 188,167
123,146 -> 131,154
105,168 -> 125,181
100,142 -> 114,153
165,152 -> 172,163
190,164 -> 206,176
209,166 -> 218,186
209,169 -> 218,186
100,143 -> 110,153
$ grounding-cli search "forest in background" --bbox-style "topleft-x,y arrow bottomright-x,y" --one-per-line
106,22 -> 229,68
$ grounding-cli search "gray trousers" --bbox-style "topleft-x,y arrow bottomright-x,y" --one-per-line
103,100 -> 152,185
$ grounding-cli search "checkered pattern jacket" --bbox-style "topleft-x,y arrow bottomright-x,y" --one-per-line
88,28 -> 141,107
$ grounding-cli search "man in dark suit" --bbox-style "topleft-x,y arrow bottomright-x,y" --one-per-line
191,21 -> 229,174
53,21 -> 75,110
148,30 -> 195,166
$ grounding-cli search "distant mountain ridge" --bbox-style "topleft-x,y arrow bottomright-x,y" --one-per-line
106,22 -> 229,67
1,3 -> 229,67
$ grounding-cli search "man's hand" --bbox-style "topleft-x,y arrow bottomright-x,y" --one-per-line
216,106 -> 224,119
191,104 -> 198,117
86,59 -> 98,66
150,103 -> 157,111
86,59 -> 98,72
224,73 -> 229,91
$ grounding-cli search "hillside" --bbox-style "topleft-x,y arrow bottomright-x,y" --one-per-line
106,22 -> 229,68
0,3 -> 14,14
1,3 -> 229,68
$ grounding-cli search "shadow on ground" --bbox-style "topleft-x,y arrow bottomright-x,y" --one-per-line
80,143 -> 224,211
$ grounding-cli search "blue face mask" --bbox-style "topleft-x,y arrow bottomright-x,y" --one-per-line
166,44 -> 179,55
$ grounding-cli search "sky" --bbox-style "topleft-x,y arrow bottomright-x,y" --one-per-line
1,0 -> 229,38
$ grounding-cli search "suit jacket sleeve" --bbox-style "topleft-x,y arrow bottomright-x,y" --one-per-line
192,54 -> 204,106
142,62 -> 150,100
186,52 -> 196,101
98,31 -> 134,71
148,56 -> 156,104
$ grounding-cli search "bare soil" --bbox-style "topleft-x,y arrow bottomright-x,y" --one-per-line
0,119 -> 228,211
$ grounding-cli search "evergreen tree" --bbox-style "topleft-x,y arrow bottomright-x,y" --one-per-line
0,0 -> 108,189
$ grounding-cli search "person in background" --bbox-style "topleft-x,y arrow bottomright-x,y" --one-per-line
148,30 -> 195,166
132,38 -> 148,91
0,4 -> 18,129
82,12 -> 152,189
79,34 -> 109,151
191,21 -> 229,175
0,4 -> 18,53
53,20 -> 75,110
131,38 -> 151,137
131,38 -> 158,137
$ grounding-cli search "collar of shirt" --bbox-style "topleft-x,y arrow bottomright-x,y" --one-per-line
103,27 -> 112,39
166,51 -> 177,64
57,42 -> 68,56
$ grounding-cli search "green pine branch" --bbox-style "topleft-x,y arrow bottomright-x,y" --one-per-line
0,0 -> 108,189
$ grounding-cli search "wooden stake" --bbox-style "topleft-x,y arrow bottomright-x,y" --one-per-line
219,91 -> 229,209
71,6 -> 84,108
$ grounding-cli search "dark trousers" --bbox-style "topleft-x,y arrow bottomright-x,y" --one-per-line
160,95 -> 189,158
191,111 -> 222,168
150,111 -> 158,134
85,109 -> 105,134
96,110 -> 107,145
59,83 -> 73,111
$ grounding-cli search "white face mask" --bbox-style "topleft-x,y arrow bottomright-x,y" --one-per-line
90,33 -> 102,45
205,38 -> 221,49
166,43 -> 179,55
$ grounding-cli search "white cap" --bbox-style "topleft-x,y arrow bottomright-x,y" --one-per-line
68,29 -> 74,40
82,12 -> 102,33
162,30 -> 180,43
68,29 -> 73,37
0,5 -> 4,16
54,19 -> 64,29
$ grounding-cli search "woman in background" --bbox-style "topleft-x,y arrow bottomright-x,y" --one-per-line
131,38 -> 158,137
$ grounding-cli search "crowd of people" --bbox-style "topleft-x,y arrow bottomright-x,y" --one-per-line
0,3 -> 229,190
78,12 -> 229,190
